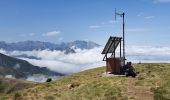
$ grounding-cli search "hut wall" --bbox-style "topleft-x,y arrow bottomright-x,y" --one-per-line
106,58 -> 121,74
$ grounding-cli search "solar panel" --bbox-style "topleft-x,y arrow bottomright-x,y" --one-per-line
102,36 -> 122,54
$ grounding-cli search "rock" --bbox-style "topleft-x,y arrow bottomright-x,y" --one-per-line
67,83 -> 79,89
46,78 -> 52,82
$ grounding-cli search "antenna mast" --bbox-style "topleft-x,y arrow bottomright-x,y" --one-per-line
115,8 -> 126,66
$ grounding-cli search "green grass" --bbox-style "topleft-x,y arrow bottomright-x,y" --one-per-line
4,67 -> 127,100
0,77 -> 36,99
1,63 -> 170,100
134,63 -> 170,100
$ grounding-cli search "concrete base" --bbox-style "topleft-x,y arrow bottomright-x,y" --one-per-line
102,72 -> 126,77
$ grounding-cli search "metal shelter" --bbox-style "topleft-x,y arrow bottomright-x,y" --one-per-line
102,36 -> 124,74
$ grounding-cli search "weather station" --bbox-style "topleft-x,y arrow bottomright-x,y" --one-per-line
102,9 -> 126,75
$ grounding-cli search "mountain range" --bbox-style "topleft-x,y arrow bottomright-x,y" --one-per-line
0,40 -> 100,52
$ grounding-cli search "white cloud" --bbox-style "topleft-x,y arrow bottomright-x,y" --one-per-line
19,33 -> 35,37
26,74 -> 62,83
108,20 -> 118,24
1,45 -> 170,75
0,49 -> 7,54
5,75 -> 14,78
126,45 -> 170,63
14,63 -> 20,69
144,16 -> 155,19
58,37 -> 63,41
168,26 -> 170,29
29,33 -> 35,36
21,58 -> 80,74
19,34 -> 26,37
2,47 -> 104,74
153,0 -> 170,3
126,45 -> 170,56
89,19 -> 119,29
127,28 -> 148,32
88,25 -> 101,29
137,12 -> 143,17
42,31 -> 60,37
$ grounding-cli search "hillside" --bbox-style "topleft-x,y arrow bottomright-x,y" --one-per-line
1,63 -> 170,100
0,53 -> 63,79
0,76 -> 37,100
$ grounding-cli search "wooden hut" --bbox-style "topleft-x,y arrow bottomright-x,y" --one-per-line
102,36 -> 125,74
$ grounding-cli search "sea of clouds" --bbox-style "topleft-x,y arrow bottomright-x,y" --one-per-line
0,47 -> 104,74
0,45 -> 170,82
1,46 -> 170,74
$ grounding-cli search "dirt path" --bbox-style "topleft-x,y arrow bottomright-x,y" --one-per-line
124,78 -> 153,100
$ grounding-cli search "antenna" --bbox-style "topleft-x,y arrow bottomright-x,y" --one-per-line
115,8 -> 117,21
115,8 -> 126,66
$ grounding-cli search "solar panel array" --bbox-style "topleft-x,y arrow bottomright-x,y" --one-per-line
102,36 -> 122,54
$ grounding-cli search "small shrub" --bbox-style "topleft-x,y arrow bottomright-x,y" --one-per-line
0,96 -> 8,100
129,96 -> 135,99
13,92 -> 22,100
154,93 -> 168,100
67,82 -> 80,89
44,96 -> 55,100
0,85 -> 5,93
138,75 -> 145,80
150,87 -> 156,92
23,92 -> 27,96
151,74 -> 155,77
120,96 -> 128,100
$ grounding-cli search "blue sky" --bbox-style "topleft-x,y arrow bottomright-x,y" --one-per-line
0,0 -> 170,46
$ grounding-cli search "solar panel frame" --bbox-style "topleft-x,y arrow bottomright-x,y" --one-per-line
101,36 -> 122,54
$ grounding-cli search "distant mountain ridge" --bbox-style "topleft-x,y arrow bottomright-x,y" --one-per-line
0,53 -> 63,79
0,40 -> 100,51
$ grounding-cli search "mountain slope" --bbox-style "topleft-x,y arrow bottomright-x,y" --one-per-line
2,63 -> 170,100
0,53 -> 63,78
0,76 -> 36,100
0,76 -> 36,94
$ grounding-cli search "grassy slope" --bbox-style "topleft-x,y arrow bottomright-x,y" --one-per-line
135,63 -> 170,100
0,77 -> 37,100
2,63 -> 170,100
5,67 -> 126,100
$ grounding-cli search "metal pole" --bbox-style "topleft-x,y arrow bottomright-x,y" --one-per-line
114,38 -> 115,59
123,13 -> 125,66
120,38 -> 121,58
115,9 -> 126,66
